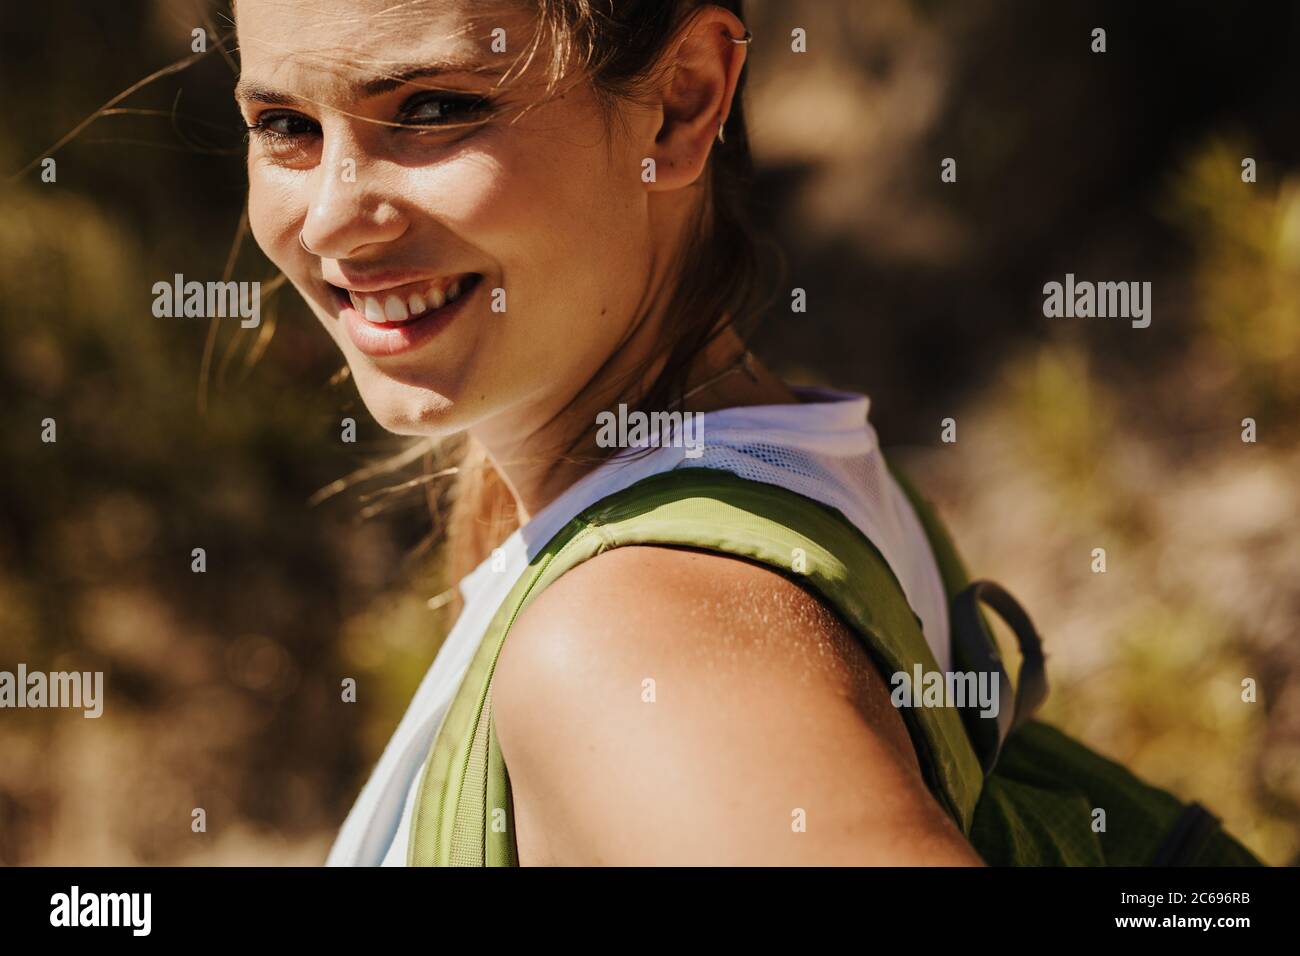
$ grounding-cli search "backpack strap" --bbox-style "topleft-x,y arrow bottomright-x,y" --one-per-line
407,466 -> 986,866
889,465 -> 1049,774
950,581 -> 1049,773
886,464 -> 972,600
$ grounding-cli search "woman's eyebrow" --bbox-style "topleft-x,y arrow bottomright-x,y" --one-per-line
234,60 -> 503,106
358,60 -> 504,97
233,82 -> 299,106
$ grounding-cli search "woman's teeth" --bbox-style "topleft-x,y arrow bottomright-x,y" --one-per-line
349,276 -> 468,324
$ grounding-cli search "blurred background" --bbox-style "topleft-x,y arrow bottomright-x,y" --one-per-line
1,0 -> 1297,865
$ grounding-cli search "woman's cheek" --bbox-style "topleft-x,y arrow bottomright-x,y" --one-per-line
409,148 -> 519,245
247,166 -> 306,269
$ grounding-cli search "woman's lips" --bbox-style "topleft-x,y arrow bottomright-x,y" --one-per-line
335,273 -> 482,358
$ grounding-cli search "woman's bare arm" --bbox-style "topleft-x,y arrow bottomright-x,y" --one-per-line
491,545 -> 984,866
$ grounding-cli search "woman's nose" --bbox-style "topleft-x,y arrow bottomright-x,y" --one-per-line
299,137 -> 407,260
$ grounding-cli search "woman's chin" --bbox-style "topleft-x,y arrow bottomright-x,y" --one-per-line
351,376 -> 465,438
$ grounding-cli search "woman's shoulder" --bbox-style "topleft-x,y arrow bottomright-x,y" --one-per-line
491,546 -> 977,868
496,544 -> 880,699
488,543 -> 970,864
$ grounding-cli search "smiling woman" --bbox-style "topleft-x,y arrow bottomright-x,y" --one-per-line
226,0 -> 1262,870
233,0 -> 980,867
236,0 -> 779,474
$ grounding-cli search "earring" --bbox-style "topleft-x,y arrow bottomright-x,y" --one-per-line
717,29 -> 751,144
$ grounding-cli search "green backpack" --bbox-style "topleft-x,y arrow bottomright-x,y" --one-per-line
406,466 -> 1263,866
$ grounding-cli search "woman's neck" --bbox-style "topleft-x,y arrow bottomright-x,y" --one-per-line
470,325 -> 799,524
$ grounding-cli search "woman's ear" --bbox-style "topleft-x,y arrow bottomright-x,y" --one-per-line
644,7 -> 748,192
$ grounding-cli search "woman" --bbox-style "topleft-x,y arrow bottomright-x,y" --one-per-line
234,0 -> 984,865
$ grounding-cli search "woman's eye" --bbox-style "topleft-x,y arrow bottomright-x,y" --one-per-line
246,112 -> 320,148
244,95 -> 491,159
401,93 -> 492,129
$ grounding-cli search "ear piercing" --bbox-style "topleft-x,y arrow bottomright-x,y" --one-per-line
717,29 -> 752,144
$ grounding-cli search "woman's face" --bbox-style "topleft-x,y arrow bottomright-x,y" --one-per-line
236,0 -> 664,440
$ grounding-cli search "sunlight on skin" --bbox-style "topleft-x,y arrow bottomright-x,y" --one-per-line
236,0 -> 760,518
232,0 -> 972,868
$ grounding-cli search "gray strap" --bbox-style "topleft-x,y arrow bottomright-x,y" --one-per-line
950,580 -> 1049,774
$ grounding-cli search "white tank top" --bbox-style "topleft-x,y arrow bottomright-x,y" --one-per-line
325,386 -> 951,866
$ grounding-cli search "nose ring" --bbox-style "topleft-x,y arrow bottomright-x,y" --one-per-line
299,232 -> 316,255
